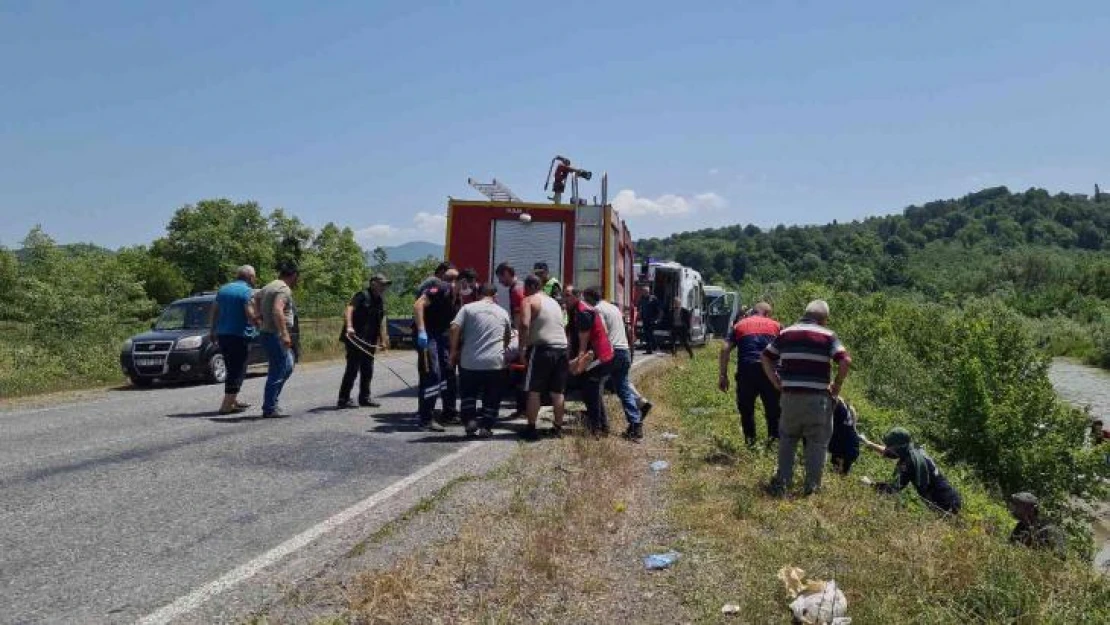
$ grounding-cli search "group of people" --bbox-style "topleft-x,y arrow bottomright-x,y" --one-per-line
210,264 -> 1068,557
411,260 -> 653,441
209,259 -> 654,441
717,299 -> 1067,556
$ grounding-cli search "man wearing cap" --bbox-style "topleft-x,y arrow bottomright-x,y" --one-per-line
257,262 -> 300,418
1008,492 -> 1066,559
337,274 -> 390,409
414,268 -> 459,431
861,426 -> 962,514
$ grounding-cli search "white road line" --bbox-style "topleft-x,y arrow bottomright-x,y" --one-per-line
136,440 -> 482,625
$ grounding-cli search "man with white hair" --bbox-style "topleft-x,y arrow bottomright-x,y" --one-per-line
760,299 -> 851,496
209,265 -> 260,414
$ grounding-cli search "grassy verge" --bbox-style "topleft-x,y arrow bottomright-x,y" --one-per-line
0,317 -> 348,399
657,344 -> 1110,622
297,317 -> 348,363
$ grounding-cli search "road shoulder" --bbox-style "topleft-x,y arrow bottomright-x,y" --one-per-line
225,357 -> 687,624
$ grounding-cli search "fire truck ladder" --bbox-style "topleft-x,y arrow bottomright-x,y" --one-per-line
468,178 -> 523,202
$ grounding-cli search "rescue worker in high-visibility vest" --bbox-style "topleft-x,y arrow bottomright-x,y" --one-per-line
534,262 -> 566,327
533,262 -> 562,303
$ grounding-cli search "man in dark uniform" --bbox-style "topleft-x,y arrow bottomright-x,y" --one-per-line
718,301 -> 781,446
414,269 -> 459,431
637,285 -> 660,354
338,274 -> 390,409
669,296 -> 694,359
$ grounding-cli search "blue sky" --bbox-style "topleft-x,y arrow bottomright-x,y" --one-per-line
1,0 -> 1108,249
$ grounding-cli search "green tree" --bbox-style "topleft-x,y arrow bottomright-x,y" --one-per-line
153,199 -> 275,291
20,225 -> 62,270
269,208 -> 314,269
0,247 -> 18,318
1075,221 -> 1104,250
116,246 -> 191,306
302,223 -> 367,298
372,246 -> 389,268
883,235 -> 909,257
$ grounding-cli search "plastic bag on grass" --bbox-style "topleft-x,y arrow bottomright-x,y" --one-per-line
777,566 -> 849,624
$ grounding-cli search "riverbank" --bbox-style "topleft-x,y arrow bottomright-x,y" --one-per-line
1049,358 -> 1110,572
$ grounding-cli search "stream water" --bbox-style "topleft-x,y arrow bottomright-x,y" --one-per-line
1048,358 -> 1110,571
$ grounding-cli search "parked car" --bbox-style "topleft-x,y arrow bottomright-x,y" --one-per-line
120,293 -> 300,387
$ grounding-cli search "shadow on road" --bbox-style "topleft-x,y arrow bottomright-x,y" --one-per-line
166,409 -> 224,419
365,410 -> 530,441
374,385 -> 420,399
110,372 -> 267,393
207,414 -> 270,424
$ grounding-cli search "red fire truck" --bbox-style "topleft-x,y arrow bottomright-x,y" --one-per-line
444,160 -> 637,315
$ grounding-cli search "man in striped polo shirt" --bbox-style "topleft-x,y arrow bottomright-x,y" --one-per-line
761,300 -> 851,496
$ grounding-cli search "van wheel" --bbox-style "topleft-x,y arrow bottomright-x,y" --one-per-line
207,353 -> 228,384
129,376 -> 154,388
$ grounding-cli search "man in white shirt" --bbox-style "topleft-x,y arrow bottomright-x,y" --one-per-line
585,288 -> 653,442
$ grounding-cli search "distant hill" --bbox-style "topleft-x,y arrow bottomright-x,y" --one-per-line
369,241 -> 443,264
635,186 -> 1109,314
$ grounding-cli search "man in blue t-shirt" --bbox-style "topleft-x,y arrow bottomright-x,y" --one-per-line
210,265 -> 260,414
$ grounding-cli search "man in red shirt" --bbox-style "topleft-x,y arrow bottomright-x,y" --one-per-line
496,262 -> 528,417
565,285 -> 616,436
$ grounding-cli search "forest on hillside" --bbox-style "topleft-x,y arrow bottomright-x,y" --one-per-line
637,186 -> 1110,367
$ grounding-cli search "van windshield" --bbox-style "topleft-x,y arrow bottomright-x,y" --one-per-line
154,302 -> 212,331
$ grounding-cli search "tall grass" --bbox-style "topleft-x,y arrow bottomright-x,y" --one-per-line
658,348 -> 1110,622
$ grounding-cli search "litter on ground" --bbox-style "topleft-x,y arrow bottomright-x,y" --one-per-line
777,566 -> 849,625
643,550 -> 681,570
661,432 -> 679,441
650,460 -> 670,472
721,603 -> 741,615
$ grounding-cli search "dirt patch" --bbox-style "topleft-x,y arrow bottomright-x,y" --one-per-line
251,359 -> 690,624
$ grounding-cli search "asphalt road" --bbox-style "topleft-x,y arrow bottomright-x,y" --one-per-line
0,354 -> 481,624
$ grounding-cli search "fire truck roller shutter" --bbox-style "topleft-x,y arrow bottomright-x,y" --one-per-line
491,218 -> 565,313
